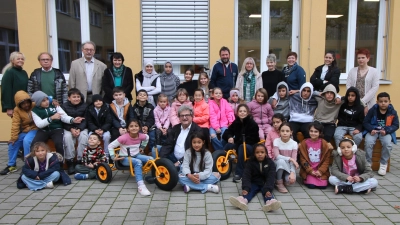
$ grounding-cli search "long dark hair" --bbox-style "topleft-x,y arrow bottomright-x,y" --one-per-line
325,51 -> 337,72
189,132 -> 207,173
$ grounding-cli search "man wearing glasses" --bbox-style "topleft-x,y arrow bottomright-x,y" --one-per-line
159,105 -> 202,167
69,41 -> 106,104
27,52 -> 68,104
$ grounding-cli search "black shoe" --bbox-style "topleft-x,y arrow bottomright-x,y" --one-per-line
17,148 -> 23,158
232,175 -> 242,183
66,160 -> 75,175
335,185 -> 353,194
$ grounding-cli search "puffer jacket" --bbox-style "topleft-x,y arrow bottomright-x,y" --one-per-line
28,68 -> 68,103
299,139 -> 332,180
247,99 -> 274,127
193,99 -> 210,128
10,91 -> 37,142
209,98 -> 235,130
61,93 -> 88,131
169,99 -> 192,127
154,105 -> 171,129
85,103 -> 113,132
222,115 -> 260,146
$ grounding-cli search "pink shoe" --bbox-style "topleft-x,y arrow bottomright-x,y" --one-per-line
229,196 -> 248,210
262,199 -> 282,212
275,180 -> 288,193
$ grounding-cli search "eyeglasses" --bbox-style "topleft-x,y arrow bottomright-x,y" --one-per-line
179,114 -> 192,118
84,48 -> 95,52
40,58 -> 51,61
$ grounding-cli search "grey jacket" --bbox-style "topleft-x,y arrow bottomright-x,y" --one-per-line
28,68 -> 68,103
331,150 -> 374,182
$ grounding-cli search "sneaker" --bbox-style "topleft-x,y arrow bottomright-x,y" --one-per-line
0,166 -> 18,175
138,185 -> 151,196
335,185 -> 353,194
183,185 -> 190,193
45,181 -> 54,189
144,175 -> 155,184
232,175 -> 242,183
207,184 -> 219,194
262,199 -> 282,212
74,173 -> 88,180
378,164 -> 387,176
229,196 -> 248,211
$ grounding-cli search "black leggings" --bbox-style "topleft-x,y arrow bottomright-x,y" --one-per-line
289,122 -> 311,142
31,129 -> 64,156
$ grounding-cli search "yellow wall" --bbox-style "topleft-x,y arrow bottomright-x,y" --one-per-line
209,0 -> 235,65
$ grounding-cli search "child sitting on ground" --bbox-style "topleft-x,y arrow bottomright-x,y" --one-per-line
229,144 -> 282,212
1,91 -> 37,175
179,132 -> 220,194
133,89 -> 156,153
75,133 -> 107,180
299,122 -> 331,189
329,139 -> 378,194
363,92 -> 399,176
247,88 -> 274,140
154,94 -> 171,147
169,88 -> 192,127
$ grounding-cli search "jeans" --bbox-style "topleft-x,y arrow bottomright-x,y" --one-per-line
88,131 -> 111,155
148,129 -> 156,153
364,132 -> 392,165
334,126 -> 363,148
210,127 -> 227,151
120,154 -> 153,182
243,183 -> 275,203
320,122 -> 336,142
21,171 -> 60,191
178,173 -> 220,193
64,129 -> 89,160
224,143 -> 253,177
328,176 -> 378,193
9,130 -> 37,164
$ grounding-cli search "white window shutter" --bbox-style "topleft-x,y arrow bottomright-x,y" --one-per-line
142,0 -> 209,65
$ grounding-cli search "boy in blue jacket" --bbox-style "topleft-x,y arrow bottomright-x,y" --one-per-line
363,92 -> 399,176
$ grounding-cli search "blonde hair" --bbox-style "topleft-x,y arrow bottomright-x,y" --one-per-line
28,142 -> 51,158
2,51 -> 25,74
239,57 -> 259,77
197,72 -> 209,96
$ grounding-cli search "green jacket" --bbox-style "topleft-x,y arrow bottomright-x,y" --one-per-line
32,105 -> 73,131
331,150 -> 374,182
1,67 -> 28,112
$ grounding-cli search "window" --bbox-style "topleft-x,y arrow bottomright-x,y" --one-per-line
0,0 -> 19,69
56,0 -> 69,14
89,9 -> 101,27
58,39 -> 71,73
73,1 -> 80,18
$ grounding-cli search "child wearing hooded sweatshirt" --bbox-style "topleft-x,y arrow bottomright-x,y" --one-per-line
269,81 -> 290,121
169,88 -> 193,127
160,60 -> 180,104
0,91 -> 37,175
334,87 -> 365,148
109,87 -> 135,142
247,88 -> 274,140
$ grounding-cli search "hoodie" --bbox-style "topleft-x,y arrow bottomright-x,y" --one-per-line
10,91 -> 37,142
110,98 -> 135,129
268,81 -> 290,120
289,82 -> 318,123
210,60 -> 239,99
160,60 -> 181,104
314,84 -> 341,123
337,87 -> 365,131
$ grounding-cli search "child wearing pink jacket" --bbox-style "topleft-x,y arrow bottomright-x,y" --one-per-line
209,87 -> 235,151
247,88 -> 274,140
169,88 -> 192,127
154,94 -> 171,146
265,113 -> 285,160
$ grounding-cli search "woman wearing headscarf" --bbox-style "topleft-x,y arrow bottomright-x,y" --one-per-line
235,57 -> 263,102
135,59 -> 161,106
160,60 -> 180,104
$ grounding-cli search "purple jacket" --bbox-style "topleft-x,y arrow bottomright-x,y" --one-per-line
247,99 -> 274,126
154,105 -> 171,129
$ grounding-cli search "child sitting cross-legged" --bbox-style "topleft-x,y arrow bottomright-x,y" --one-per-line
229,144 -> 282,212
329,139 -> 378,194
75,133 -> 107,180
179,132 -> 220,194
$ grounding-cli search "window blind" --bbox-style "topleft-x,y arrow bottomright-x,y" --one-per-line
142,0 -> 209,64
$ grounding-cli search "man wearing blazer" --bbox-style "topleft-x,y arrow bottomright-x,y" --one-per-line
69,41 -> 107,104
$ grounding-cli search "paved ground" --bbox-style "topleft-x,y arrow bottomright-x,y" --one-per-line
0,143 -> 399,225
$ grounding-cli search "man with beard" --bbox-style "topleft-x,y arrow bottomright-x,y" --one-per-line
210,46 -> 239,99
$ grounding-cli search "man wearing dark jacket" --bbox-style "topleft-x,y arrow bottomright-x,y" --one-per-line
61,88 -> 88,174
159,105 -> 202,166
28,52 -> 68,104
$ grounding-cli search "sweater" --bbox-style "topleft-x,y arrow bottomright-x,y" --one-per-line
282,63 -> 306,91
193,99 -> 210,128
247,99 -> 274,127
242,156 -> 276,194
208,98 -> 235,130
169,99 -> 193,127
154,105 -> 171,129
331,150 -> 373,182
261,70 -> 285,98
1,66 -> 29,112
82,146 -> 107,165
10,91 -> 37,142
310,64 -> 340,92
314,84 -> 341,124
299,139 -> 332,180
363,104 -> 399,144
272,138 -> 298,171
108,133 -> 149,158
181,150 -> 213,180
102,66 -> 134,104
265,129 -> 280,160
288,82 -> 318,123
222,115 -> 260,146
346,66 -> 379,109
337,87 -> 365,131
210,60 -> 239,99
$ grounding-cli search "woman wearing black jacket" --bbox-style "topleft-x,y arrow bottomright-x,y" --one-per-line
310,51 -> 340,92
102,52 -> 134,104
223,104 -> 260,182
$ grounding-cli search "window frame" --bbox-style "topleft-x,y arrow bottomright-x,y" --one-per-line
56,0 -> 69,15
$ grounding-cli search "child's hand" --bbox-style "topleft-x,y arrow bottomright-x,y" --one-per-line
271,99 -> 277,109
51,113 -> 61,120
289,172 -> 296,184
6,109 -> 14,118
265,191 -> 272,198
142,126 -> 148,134
335,98 -> 341,105
139,149 -> 144,154
228,138 -> 234,144
353,176 -> 362,183
242,190 -> 248,196
314,170 -> 322,177
73,117 -> 85,123
364,106 -> 368,116
52,99 -> 60,107
35,176 -> 40,180
347,176 -> 354,183
216,129 -> 221,134
114,155 -> 125,161
290,158 -> 299,169
87,163 -> 94,168
353,129 -> 360,135
371,130 -> 377,135
380,130 -> 386,136
119,128 -> 127,135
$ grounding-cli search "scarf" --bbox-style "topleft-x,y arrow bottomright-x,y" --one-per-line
283,63 -> 296,78
243,71 -> 256,102
113,65 -> 124,77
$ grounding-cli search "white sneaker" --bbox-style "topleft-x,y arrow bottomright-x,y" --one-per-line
378,164 -> 387,176
138,185 -> 151,196
46,181 -> 54,189
207,184 -> 219,193
183,185 -> 190,193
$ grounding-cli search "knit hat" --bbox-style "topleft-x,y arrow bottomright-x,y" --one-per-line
92,94 -> 103,103
31,91 -> 48,106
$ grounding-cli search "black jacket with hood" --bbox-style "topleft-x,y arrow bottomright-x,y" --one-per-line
85,103 -> 113,132
222,115 -> 260,146
337,87 -> 365,131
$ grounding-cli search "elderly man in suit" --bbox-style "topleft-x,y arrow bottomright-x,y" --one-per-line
69,41 -> 107,104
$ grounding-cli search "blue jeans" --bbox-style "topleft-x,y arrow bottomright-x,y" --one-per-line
224,143 -> 253,177
21,171 -> 60,191
148,129 -> 156,153
9,130 -> 38,164
243,183 -> 275,203
179,173 -> 220,193
364,132 -> 392,165
210,127 -> 227,151
121,154 -> 153,182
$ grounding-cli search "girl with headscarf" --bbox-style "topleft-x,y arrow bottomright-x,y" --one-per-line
160,60 -> 180,104
135,59 -> 161,106
235,57 -> 263,102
